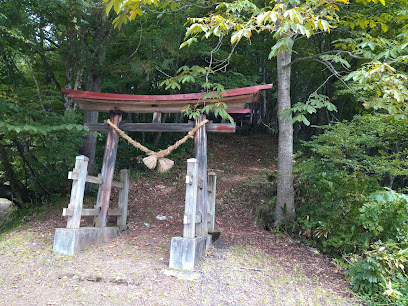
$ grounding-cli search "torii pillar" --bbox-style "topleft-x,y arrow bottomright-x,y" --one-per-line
94,109 -> 123,227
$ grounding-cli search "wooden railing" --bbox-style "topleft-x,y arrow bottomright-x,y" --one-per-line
63,155 -> 129,230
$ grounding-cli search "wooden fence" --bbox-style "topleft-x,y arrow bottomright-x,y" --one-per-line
62,155 -> 129,229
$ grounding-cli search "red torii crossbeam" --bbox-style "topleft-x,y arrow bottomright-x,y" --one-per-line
62,84 -> 272,113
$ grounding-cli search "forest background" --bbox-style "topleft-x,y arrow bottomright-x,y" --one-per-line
0,0 -> 407,303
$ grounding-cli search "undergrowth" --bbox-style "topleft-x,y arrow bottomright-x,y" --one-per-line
262,114 -> 408,304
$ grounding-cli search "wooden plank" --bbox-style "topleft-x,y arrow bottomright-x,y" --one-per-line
95,110 -> 122,227
68,171 -> 123,188
63,208 -> 122,217
85,122 -> 192,132
117,169 -> 129,229
73,98 -> 253,113
84,122 -> 236,133
194,115 -> 208,236
183,158 -> 198,238
207,172 -> 217,233
66,155 -> 88,229
207,124 -> 235,133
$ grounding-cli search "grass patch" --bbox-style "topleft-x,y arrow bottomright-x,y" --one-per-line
0,195 -> 69,236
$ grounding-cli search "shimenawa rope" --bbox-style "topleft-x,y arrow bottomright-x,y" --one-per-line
105,119 -> 209,173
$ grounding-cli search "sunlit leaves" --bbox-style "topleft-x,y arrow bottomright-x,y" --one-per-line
269,38 -> 294,59
356,0 -> 386,5
345,61 -> 408,120
256,11 -> 278,25
185,23 -> 208,38
160,65 -> 208,90
281,93 -> 337,125
105,0 -> 157,29
182,0 -> 345,58
230,28 -> 252,44
179,37 -> 197,49
183,100 -> 234,123
0,121 -> 89,136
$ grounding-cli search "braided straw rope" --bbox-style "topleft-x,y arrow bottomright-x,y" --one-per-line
105,119 -> 209,172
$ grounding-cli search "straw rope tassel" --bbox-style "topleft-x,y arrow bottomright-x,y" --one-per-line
105,119 -> 209,172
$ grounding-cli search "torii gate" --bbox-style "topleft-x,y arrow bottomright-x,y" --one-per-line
53,84 -> 272,270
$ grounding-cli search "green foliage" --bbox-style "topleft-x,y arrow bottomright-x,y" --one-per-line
183,101 -> 234,123
0,87 -> 85,197
160,67 -> 234,122
301,114 -> 408,181
345,61 -> 408,120
295,162 -> 378,253
359,189 -> 408,243
292,114 -> 407,251
183,0 -> 346,57
331,0 -> 408,120
350,242 -> 408,304
291,114 -> 408,302
0,90 -> 88,136
281,93 -> 337,126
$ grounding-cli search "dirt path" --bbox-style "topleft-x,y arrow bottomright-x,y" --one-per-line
0,133 -> 358,305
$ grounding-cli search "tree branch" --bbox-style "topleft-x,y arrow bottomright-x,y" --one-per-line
288,50 -> 372,67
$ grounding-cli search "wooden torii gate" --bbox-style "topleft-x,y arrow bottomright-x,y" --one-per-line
53,84 -> 272,269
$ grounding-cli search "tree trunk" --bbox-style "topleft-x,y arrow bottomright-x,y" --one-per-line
79,73 -> 101,175
274,49 -> 295,226
0,136 -> 26,208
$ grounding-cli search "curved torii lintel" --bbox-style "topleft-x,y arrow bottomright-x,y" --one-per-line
61,84 -> 273,113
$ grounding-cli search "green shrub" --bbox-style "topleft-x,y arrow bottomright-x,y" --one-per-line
350,242 -> 408,305
0,87 -> 86,201
349,189 -> 408,304
359,189 -> 408,244
292,114 -> 408,254
288,114 -> 408,303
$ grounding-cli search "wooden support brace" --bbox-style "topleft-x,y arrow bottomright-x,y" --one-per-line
63,208 -> 122,217
117,169 -> 130,229
207,172 -> 216,233
183,158 -> 198,238
68,170 -> 123,188
66,156 -> 89,229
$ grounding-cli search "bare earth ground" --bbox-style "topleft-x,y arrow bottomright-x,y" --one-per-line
0,133 -> 358,305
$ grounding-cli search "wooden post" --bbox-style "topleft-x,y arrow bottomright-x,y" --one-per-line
117,169 -> 130,229
152,112 -> 162,123
183,158 -> 198,238
207,172 -> 216,233
194,115 -> 208,236
66,155 -> 89,229
95,109 -> 122,227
